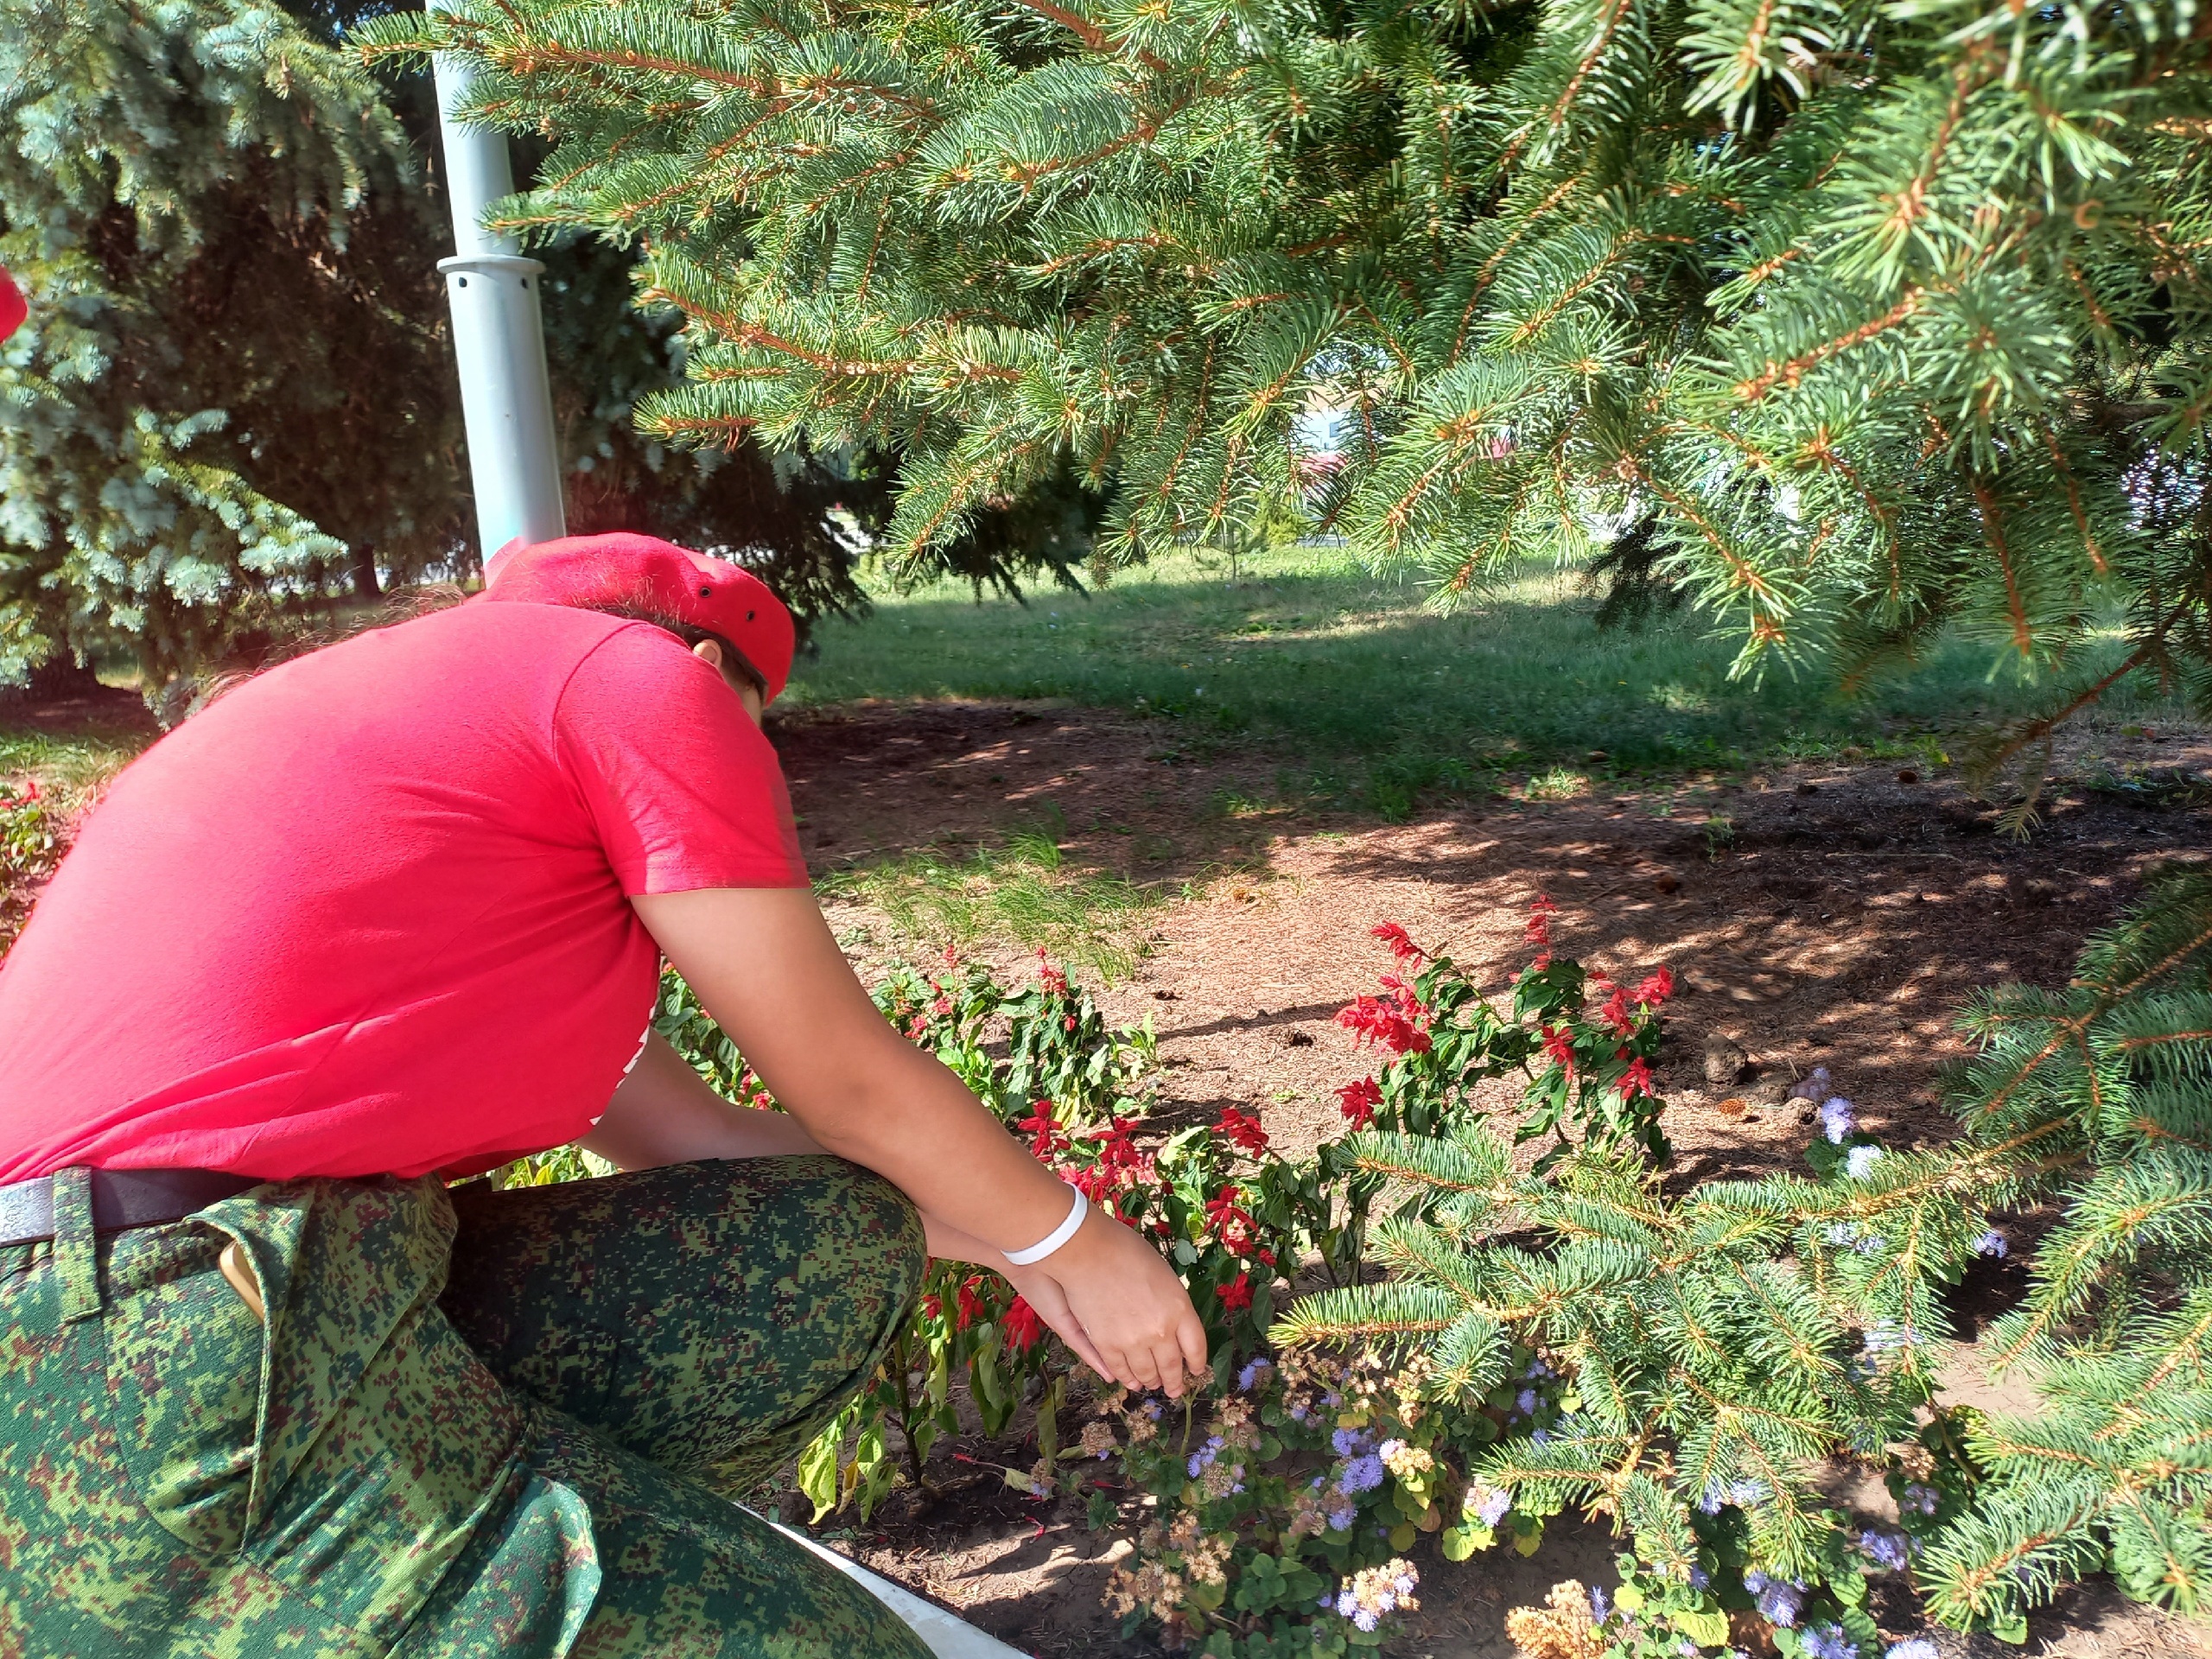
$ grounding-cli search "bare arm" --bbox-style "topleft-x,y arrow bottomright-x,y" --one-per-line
630,887 -> 1206,1394
583,1030 -> 1033,1268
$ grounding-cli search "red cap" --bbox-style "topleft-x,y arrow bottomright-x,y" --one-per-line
482,531 -> 797,702
0,268 -> 25,344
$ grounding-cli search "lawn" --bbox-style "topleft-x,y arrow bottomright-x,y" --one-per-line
789,546 -> 2183,813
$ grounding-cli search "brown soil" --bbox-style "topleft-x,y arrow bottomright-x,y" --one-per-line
773,697 -> 2212,1659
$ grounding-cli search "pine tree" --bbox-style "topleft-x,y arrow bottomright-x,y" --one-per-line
0,0 -> 433,687
1275,868 -> 2212,1634
0,0 -> 1084,700
369,0 -> 2212,760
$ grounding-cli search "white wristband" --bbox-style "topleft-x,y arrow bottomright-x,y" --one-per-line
1003,1187 -> 1087,1266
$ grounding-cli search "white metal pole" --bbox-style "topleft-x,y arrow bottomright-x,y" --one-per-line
429,1 -> 567,563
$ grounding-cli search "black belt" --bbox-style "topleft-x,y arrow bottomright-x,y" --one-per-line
0,1168 -> 261,1249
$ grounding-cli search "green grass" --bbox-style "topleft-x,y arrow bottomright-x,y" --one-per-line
790,546 -> 2186,815
816,824 -> 1163,982
0,728 -> 147,797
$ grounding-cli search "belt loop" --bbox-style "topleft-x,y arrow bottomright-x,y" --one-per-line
52,1166 -> 102,1323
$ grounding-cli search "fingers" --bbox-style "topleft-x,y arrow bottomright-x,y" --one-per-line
1178,1309 -> 1211,1380
1022,1276 -> 1115,1381
1152,1339 -> 1191,1398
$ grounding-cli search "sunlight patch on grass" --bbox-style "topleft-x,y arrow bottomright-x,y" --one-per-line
1523,766 -> 1592,801
0,728 -> 147,811
793,547 -> 2193,813
817,828 -> 1162,983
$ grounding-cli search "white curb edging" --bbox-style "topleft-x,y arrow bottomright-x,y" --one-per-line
769,1521 -> 1034,1659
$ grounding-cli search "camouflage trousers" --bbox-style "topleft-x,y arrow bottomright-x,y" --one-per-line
0,1155 -> 931,1659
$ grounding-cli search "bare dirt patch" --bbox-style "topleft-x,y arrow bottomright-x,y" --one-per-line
773,697 -> 2212,1659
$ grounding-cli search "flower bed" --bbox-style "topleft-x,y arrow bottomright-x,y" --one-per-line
563,865 -> 2212,1657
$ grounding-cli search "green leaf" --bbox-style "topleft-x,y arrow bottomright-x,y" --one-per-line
1673,1608 -> 1732,1647
1440,1522 -> 1495,1560
797,1420 -> 845,1523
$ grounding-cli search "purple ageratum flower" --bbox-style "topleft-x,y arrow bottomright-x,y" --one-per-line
1238,1356 -> 1274,1391
1861,1530 -> 1910,1571
1826,1222 -> 1857,1246
1697,1480 -> 1727,1516
1185,1452 -> 1205,1478
1471,1484 -> 1512,1527
1516,1388 -> 1539,1415
1821,1097 -> 1856,1144
1688,1567 -> 1712,1591
1353,1610 -> 1379,1633
1902,1482 -> 1941,1516
1323,1390 -> 1343,1408
1754,1579 -> 1806,1628
1336,1453 -> 1386,1495
1885,1642 -> 1938,1659
1327,1504 -> 1357,1531
1336,1590 -> 1358,1618
1846,1145 -> 1885,1180
1974,1230 -> 2008,1258
1525,1357 -> 1552,1379
1730,1478 -> 1769,1507
1853,1233 -> 1888,1255
1802,1622 -> 1857,1659
1744,1571 -> 1770,1594
1394,1570 -> 1418,1598
1531,1428 -> 1553,1446
1332,1426 -> 1370,1457
1589,1586 -> 1610,1623
1288,1402 -> 1310,1421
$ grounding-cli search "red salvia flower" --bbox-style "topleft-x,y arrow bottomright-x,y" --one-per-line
1599,985 -> 1635,1037
1214,1105 -> 1270,1157
1634,967 -> 1675,1006
1204,1184 -> 1254,1240
1003,1295 -> 1046,1353
1035,949 -> 1070,997
1217,1274 -> 1254,1312
1617,1057 -> 1656,1099
919,1293 -> 943,1322
1377,974 -> 1427,1015
955,1274 -> 987,1332
1336,1077 -> 1382,1128
1016,1103 -> 1070,1161
1096,1116 -> 1144,1170
1067,1164 -> 1119,1203
1526,893 -> 1558,970
1335,995 -> 1431,1055
1541,1024 -> 1576,1077
1371,923 -> 1424,963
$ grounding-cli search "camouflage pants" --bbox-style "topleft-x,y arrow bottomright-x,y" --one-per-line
0,1155 -> 930,1659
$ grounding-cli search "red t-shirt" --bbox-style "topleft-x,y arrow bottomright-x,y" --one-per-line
0,600 -> 808,1184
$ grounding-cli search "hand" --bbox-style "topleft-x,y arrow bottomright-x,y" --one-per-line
1034,1208 -> 1209,1396
999,1260 -> 1112,1381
